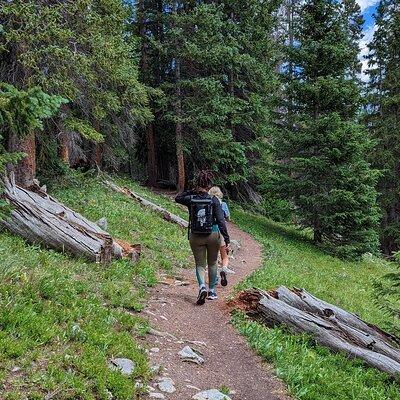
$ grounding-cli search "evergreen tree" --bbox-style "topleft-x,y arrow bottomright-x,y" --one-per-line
137,0 -> 279,192
274,0 -> 379,257
0,0 -> 151,182
0,83 -> 65,213
366,0 -> 400,255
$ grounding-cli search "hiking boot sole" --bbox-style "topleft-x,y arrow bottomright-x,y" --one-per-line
220,270 -> 228,287
196,290 -> 207,305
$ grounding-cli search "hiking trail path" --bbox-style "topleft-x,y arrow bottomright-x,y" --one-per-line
143,221 -> 290,400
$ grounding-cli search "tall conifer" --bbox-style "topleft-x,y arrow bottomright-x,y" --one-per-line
274,0 -> 379,257
366,0 -> 400,255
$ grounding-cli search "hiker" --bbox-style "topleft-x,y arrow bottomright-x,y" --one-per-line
175,170 -> 230,305
209,186 -> 234,286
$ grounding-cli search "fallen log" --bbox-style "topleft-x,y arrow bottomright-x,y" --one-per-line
236,287 -> 400,377
0,174 -> 139,263
104,180 -> 188,228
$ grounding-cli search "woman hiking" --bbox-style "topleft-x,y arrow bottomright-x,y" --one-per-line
175,170 -> 230,305
209,186 -> 234,287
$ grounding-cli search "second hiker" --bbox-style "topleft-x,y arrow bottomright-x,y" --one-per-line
209,186 -> 234,287
175,170 -> 230,305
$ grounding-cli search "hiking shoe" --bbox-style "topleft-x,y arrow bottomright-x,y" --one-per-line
196,287 -> 207,305
207,291 -> 218,300
220,270 -> 228,287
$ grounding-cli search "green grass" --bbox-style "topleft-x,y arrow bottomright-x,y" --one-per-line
0,173 -> 190,399
232,208 -> 400,400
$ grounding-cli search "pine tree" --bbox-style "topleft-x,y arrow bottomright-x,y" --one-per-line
366,0 -> 400,255
138,0 -> 279,191
274,0 -> 379,257
0,0 -> 150,182
0,83 -> 65,212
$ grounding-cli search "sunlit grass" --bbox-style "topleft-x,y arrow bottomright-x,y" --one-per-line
0,173 -> 190,399
233,208 -> 400,400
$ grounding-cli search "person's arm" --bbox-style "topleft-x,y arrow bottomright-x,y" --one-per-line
213,197 -> 230,245
175,190 -> 193,207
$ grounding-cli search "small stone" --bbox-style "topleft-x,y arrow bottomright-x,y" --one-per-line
187,384 -> 201,391
192,389 -> 232,400
149,393 -> 165,399
11,367 -> 21,373
150,347 -> 160,353
150,364 -> 161,374
228,239 -> 241,259
178,346 -> 205,365
157,377 -> 176,394
96,217 -> 108,230
108,358 -> 135,375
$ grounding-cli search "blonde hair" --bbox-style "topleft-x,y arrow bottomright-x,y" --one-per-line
209,186 -> 223,199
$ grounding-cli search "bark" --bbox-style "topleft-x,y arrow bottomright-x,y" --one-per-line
104,180 -> 188,228
0,174 -> 140,263
58,104 -> 71,166
236,287 -> 400,377
7,133 -> 36,188
59,131 -> 70,166
147,123 -> 158,187
175,58 -> 185,192
91,143 -> 104,170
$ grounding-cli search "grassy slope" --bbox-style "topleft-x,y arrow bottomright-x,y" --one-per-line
232,209 -> 400,400
0,174 -> 190,400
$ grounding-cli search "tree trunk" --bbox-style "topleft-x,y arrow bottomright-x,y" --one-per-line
147,123 -> 158,187
0,174 -> 140,263
58,104 -> 70,166
104,180 -> 188,228
91,142 -> 104,170
59,131 -> 70,166
7,133 -> 36,188
235,287 -> 400,377
175,58 -> 185,192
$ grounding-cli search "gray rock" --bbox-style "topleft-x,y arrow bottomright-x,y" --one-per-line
96,217 -> 108,231
157,377 -> 176,394
192,389 -> 231,400
108,358 -> 135,375
150,364 -> 161,374
229,239 -> 241,258
178,346 -> 205,365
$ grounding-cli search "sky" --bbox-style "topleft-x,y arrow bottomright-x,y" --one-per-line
357,0 -> 379,78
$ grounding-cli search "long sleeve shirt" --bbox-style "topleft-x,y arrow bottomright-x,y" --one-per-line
175,190 -> 230,245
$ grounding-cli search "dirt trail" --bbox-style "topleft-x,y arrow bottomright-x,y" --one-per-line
144,222 -> 289,400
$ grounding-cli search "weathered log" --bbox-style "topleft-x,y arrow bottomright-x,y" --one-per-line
0,174 -> 138,263
236,287 -> 400,377
104,180 -> 188,228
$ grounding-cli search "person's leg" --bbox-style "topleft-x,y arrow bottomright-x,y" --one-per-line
189,234 -> 207,287
206,232 -> 221,296
220,245 -> 229,268
189,234 -> 208,305
219,245 -> 228,287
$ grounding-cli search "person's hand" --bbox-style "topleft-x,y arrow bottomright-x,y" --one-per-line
225,244 -> 231,254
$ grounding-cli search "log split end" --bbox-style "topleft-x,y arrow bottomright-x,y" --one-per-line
229,288 -> 264,314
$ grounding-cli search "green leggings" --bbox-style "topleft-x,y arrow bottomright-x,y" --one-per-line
189,232 -> 221,290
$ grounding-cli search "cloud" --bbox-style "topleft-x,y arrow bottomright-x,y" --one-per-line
356,0 -> 379,12
359,22 -> 377,80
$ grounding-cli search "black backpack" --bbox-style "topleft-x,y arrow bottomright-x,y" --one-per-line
189,195 -> 214,235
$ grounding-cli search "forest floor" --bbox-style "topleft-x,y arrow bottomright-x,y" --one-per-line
143,221 -> 289,400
